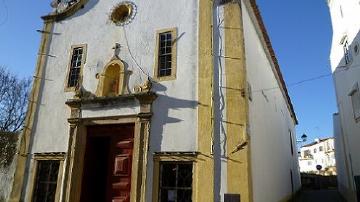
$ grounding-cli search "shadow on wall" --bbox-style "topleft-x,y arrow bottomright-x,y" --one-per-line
150,82 -> 199,152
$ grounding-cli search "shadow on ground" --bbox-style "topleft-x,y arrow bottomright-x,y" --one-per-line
290,189 -> 346,202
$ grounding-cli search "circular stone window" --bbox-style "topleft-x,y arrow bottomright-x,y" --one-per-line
110,2 -> 136,26
354,42 -> 359,55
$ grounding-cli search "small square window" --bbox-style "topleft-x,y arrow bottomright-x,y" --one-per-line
303,150 -> 311,158
159,162 -> 192,202
32,160 -> 60,202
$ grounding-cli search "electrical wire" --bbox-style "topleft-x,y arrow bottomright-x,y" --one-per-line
250,73 -> 332,94
249,63 -> 360,94
122,26 -> 152,81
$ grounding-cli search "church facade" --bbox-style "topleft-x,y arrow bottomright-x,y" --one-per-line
9,0 -> 300,201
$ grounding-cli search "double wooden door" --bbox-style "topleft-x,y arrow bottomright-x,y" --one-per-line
80,124 -> 134,202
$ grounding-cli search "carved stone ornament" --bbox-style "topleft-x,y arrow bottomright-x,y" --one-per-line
110,1 -> 137,26
74,76 -> 95,99
51,0 -> 80,13
134,78 -> 153,93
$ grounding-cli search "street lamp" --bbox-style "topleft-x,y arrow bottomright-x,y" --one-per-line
297,133 -> 307,143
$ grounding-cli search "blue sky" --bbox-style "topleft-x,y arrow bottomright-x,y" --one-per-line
257,0 -> 336,145
0,1 -> 336,144
0,1 -> 51,77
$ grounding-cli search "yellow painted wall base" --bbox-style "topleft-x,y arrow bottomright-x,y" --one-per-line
224,2 -> 253,202
197,0 -> 215,201
9,21 -> 54,202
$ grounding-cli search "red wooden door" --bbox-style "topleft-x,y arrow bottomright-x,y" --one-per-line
80,125 -> 134,202
110,137 -> 133,202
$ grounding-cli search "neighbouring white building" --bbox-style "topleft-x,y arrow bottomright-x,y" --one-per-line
298,138 -> 336,175
7,0 -> 301,201
328,0 -> 360,201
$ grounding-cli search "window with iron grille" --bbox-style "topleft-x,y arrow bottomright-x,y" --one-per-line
343,41 -> 352,65
67,46 -> 84,87
354,175 -> 360,201
158,32 -> 173,77
159,162 -> 192,202
349,83 -> 360,121
289,131 -> 294,155
32,160 -> 60,202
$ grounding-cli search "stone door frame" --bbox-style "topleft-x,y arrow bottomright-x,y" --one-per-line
63,92 -> 156,202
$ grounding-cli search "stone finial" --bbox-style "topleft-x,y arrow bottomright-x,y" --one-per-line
112,43 -> 121,59
50,0 -> 59,8
134,78 -> 153,93
73,76 -> 95,99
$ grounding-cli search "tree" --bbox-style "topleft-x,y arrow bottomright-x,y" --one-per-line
0,66 -> 31,132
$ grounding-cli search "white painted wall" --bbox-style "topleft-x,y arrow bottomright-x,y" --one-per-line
334,113 -> 355,201
329,0 -> 360,71
329,0 -> 360,200
242,4 -> 301,202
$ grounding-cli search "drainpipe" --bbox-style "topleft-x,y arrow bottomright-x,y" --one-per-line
211,0 -> 220,201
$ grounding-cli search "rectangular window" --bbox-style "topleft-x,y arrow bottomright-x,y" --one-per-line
349,83 -> 360,121
343,41 -> 352,65
159,162 -> 192,202
154,28 -> 177,81
289,131 -> 294,155
66,45 -> 87,90
319,146 -> 323,152
224,194 -> 240,202
32,160 -> 60,202
158,32 -> 173,77
354,175 -> 360,200
303,150 -> 311,158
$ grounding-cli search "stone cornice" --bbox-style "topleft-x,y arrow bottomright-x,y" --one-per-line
65,92 -> 157,108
